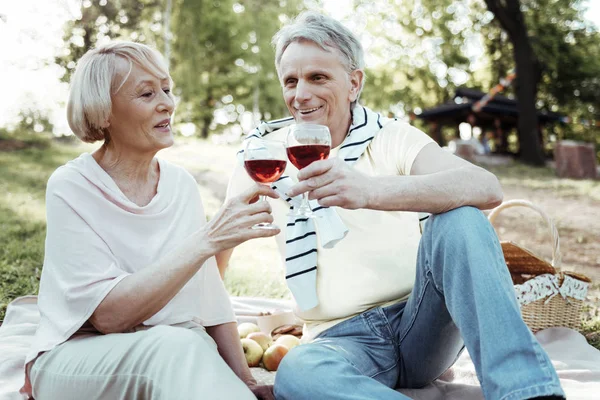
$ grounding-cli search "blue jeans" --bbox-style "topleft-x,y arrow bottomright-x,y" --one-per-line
274,207 -> 565,400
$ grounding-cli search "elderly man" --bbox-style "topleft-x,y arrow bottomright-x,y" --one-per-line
225,11 -> 565,400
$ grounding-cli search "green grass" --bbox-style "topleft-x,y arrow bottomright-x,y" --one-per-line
0,141 -> 90,321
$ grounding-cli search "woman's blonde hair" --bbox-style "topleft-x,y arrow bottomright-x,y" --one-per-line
67,41 -> 170,143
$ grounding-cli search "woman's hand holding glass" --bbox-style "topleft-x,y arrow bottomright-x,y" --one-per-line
243,138 -> 287,229
203,184 -> 280,254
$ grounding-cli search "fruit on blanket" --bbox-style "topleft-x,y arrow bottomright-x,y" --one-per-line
275,334 -> 301,350
247,332 -> 273,351
238,322 -> 260,339
241,338 -> 264,367
262,344 -> 289,371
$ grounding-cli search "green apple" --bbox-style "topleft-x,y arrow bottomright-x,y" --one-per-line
275,334 -> 301,350
237,322 -> 260,339
241,338 -> 264,367
247,332 -> 273,351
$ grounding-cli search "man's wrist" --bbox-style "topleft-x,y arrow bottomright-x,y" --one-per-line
366,176 -> 387,210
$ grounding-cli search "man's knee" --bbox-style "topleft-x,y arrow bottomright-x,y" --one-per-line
422,206 -> 504,277
427,206 -> 495,244
432,206 -> 485,228
274,344 -> 329,399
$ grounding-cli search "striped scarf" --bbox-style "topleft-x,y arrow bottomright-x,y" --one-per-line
240,105 -> 391,310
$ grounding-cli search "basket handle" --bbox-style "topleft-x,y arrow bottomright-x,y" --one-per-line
488,199 -> 562,271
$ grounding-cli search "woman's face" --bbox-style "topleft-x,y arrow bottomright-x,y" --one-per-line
106,60 -> 175,154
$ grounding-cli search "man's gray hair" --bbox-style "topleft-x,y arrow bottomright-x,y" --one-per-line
272,11 -> 366,105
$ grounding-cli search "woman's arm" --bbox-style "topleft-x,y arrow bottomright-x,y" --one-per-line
206,323 -> 273,399
89,185 -> 279,334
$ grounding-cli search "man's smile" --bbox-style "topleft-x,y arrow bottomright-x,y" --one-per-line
297,106 -> 323,115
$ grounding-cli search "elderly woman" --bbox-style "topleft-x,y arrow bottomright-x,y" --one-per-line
22,42 -> 278,400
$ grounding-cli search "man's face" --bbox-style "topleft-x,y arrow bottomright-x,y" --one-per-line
278,40 -> 362,145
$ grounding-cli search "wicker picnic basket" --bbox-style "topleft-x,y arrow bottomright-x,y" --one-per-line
488,199 -> 592,332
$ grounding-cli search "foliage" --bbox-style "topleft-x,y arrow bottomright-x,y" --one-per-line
55,0 -> 302,139
481,0 -> 600,160
55,0 -> 162,83
357,0 -> 476,114
50,0 -> 599,160
353,0 -> 599,162
170,0 -> 303,137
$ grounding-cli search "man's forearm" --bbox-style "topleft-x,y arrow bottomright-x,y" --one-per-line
368,166 -> 503,214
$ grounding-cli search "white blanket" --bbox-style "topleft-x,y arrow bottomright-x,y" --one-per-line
2,296 -> 599,399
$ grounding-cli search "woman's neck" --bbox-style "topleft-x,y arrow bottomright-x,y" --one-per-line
93,143 -> 160,206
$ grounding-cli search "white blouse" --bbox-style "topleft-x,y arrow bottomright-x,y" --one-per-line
25,153 -> 235,365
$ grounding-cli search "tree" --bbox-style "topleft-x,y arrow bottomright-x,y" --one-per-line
356,0 -> 599,163
56,0 -> 161,83
354,0 -> 485,143
481,0 -> 600,161
170,0 -> 302,138
483,0 -> 545,165
233,0 -> 303,122
525,0 -> 600,148
170,0 -> 242,137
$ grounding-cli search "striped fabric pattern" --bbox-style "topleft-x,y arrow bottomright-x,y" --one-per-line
240,105 -> 394,310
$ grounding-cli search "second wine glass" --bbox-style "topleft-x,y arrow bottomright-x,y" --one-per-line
286,124 -> 332,218
244,138 -> 287,230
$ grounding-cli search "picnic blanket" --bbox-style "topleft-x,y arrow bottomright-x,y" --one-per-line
2,296 -> 600,399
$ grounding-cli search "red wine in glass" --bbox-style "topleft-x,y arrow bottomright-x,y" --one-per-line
243,138 -> 287,230
244,159 -> 287,183
286,145 -> 331,170
286,124 -> 332,218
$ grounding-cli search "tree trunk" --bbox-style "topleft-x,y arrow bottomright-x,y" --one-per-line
513,40 -> 545,165
200,93 -> 214,139
429,122 -> 445,147
200,115 -> 211,139
484,0 -> 546,166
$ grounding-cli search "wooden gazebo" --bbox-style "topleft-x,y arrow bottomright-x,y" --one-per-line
415,87 -> 563,153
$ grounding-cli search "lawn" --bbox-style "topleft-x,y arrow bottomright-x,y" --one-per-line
0,136 -> 598,350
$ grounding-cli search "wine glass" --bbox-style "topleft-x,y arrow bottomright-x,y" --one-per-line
243,138 -> 287,230
286,124 -> 332,218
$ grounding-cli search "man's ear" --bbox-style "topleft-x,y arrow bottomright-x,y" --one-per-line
349,69 -> 364,102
